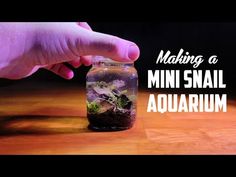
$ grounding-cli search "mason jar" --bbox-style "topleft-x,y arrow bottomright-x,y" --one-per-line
86,56 -> 138,131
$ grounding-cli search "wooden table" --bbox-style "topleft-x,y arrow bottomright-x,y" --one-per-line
0,81 -> 236,154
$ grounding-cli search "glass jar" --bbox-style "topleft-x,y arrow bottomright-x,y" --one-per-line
86,56 -> 138,131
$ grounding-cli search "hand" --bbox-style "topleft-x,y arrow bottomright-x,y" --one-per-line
0,22 -> 140,80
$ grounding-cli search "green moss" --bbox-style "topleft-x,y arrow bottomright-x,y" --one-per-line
87,101 -> 100,114
117,94 -> 131,109
117,97 -> 127,108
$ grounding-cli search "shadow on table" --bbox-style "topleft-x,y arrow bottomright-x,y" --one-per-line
0,115 -> 91,136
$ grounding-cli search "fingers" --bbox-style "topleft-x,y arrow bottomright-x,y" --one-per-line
45,57 -> 90,79
68,58 -> 82,68
77,23 -> 92,66
67,56 -> 92,67
76,23 -> 140,63
45,63 -> 74,80
77,30 -> 140,62
65,23 -> 92,68
70,22 -> 92,66
81,55 -> 92,66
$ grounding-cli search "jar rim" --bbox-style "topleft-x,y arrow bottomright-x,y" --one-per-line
92,56 -> 134,65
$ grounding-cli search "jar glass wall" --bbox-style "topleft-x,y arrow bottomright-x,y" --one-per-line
86,56 -> 138,131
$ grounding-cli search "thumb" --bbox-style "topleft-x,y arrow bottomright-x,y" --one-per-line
77,30 -> 140,62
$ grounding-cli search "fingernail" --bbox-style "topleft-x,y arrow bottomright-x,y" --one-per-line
128,44 -> 140,61
74,63 -> 82,68
66,71 -> 74,80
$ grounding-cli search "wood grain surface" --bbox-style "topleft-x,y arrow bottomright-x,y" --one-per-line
0,81 -> 236,154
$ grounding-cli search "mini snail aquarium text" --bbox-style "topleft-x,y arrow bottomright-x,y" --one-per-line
147,49 -> 227,113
